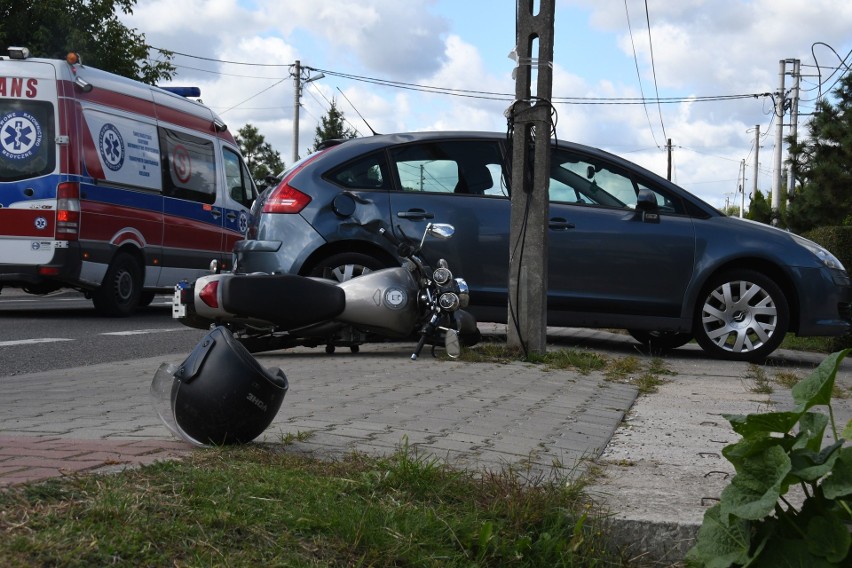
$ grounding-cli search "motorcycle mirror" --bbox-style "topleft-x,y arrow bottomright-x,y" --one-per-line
444,328 -> 461,358
427,223 -> 455,240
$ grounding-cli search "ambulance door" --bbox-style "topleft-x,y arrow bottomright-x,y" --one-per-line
159,126 -> 225,285
219,145 -> 256,270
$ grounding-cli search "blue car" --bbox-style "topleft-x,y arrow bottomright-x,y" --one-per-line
234,131 -> 851,362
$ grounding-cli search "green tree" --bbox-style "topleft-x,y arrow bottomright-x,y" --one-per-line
235,124 -> 284,185
787,73 -> 852,232
0,0 -> 174,84
746,189 -> 772,224
310,99 -> 357,153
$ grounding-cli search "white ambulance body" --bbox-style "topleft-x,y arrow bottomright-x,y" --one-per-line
0,48 -> 256,315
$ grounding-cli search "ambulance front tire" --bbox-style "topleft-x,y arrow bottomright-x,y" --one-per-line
92,252 -> 143,317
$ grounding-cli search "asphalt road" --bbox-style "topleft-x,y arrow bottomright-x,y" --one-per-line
0,289 -> 208,376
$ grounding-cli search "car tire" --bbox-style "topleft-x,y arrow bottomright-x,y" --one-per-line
92,252 -> 143,317
308,252 -> 387,282
693,269 -> 789,362
628,330 -> 693,351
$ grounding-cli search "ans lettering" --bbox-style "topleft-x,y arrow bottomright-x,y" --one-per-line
0,78 -> 38,98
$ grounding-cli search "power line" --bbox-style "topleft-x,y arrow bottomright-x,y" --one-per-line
623,0 -> 660,148
150,47 -> 770,109
643,0 -> 668,142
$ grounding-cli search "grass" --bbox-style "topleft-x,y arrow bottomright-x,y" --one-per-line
0,443 -> 635,567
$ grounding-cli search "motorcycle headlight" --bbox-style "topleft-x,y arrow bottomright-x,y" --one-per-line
433,266 -> 452,285
455,278 -> 469,308
439,292 -> 460,311
792,235 -> 846,271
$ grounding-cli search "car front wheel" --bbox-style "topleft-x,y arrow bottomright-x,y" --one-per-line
693,269 -> 789,362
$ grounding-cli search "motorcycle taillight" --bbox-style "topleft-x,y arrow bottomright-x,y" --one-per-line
199,281 -> 219,308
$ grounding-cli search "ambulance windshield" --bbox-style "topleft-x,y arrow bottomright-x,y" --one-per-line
0,100 -> 55,182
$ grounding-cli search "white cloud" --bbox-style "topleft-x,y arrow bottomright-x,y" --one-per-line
118,0 -> 852,207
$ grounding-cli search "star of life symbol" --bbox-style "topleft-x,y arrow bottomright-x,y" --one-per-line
0,112 -> 42,159
34,216 -> 47,230
99,123 -> 125,171
239,211 -> 249,234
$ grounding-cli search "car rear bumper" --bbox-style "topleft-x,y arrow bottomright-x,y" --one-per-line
233,215 -> 325,275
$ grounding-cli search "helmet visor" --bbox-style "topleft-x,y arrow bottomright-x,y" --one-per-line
150,362 -> 210,448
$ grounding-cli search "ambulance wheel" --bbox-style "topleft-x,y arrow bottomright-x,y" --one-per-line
93,252 -> 143,317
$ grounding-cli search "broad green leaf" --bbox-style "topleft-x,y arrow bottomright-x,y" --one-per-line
842,418 -> 852,441
723,435 -> 789,472
789,440 -> 844,482
720,445 -> 791,521
791,349 -> 849,411
790,440 -> 843,481
823,446 -> 852,499
793,412 -> 829,452
685,504 -> 751,568
725,411 -> 802,437
749,536 -> 839,567
807,513 -> 852,563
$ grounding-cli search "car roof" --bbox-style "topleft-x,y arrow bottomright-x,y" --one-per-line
308,131 -> 720,217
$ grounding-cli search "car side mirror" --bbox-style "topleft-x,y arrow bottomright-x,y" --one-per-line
636,188 -> 658,211
635,188 -> 660,223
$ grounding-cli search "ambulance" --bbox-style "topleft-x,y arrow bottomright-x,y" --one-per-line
0,47 -> 257,315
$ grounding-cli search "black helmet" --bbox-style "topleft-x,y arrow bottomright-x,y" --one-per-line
151,326 -> 288,446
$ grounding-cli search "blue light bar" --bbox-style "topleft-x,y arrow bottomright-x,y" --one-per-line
160,86 -> 201,98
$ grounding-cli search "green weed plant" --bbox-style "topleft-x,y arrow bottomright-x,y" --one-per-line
687,349 -> 852,567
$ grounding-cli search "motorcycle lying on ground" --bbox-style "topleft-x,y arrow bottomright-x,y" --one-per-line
153,223 -> 479,446
172,222 -> 481,361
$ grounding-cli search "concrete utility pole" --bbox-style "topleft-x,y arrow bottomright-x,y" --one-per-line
787,59 -> 801,198
507,0 -> 555,355
290,60 -> 324,164
771,59 -> 786,223
752,124 -> 760,209
666,138 -> 672,181
739,159 -> 746,218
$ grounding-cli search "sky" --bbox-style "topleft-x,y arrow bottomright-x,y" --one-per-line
120,0 -> 852,209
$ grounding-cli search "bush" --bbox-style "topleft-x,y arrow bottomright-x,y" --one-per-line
803,226 -> 852,274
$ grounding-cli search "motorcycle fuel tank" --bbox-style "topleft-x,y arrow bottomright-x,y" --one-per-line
335,266 -> 420,337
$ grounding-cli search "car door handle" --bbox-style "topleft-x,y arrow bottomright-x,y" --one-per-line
397,209 -> 435,220
210,208 -> 222,219
548,218 -> 575,231
226,211 -> 237,221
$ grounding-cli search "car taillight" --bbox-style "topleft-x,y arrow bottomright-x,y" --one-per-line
56,182 -> 80,240
261,148 -> 331,214
262,183 -> 311,214
199,281 -> 219,308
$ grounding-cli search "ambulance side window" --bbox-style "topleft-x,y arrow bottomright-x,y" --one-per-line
223,148 -> 255,208
159,127 -> 216,205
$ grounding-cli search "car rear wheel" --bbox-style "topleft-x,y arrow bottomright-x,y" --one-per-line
693,269 -> 789,362
628,330 -> 693,351
308,252 -> 387,282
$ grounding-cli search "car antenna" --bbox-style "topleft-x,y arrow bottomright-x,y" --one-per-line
337,87 -> 380,136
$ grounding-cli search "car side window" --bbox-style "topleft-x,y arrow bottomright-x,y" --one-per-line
326,152 -> 390,190
550,150 -> 684,214
222,147 -> 256,208
389,140 -> 507,196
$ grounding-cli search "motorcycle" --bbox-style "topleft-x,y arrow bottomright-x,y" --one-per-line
171,223 -> 481,360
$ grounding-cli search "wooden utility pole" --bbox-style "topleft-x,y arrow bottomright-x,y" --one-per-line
507,0 -> 555,355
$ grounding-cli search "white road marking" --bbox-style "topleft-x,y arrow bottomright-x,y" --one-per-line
0,338 -> 74,347
0,328 -> 194,346
99,328 -> 192,336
